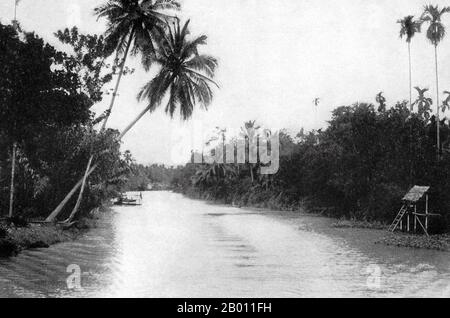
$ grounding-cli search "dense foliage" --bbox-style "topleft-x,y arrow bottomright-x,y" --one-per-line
0,23 -> 131,220
172,99 -> 450,233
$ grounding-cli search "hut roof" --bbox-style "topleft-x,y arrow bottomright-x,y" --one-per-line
402,186 -> 430,203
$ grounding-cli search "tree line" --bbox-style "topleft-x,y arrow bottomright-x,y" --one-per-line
171,99 -> 450,233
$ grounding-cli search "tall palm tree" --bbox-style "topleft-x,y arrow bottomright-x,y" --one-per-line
397,15 -> 422,109
95,0 -> 180,130
46,19 -> 218,222
120,19 -> 219,138
421,5 -> 450,156
64,0 -> 181,221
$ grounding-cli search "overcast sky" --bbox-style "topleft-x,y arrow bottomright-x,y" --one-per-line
1,0 -> 450,165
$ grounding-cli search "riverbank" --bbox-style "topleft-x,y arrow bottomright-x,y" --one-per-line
179,189 -> 450,252
0,207 -> 106,258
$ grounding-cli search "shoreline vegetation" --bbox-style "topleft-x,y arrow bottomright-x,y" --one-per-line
0,206 -> 106,258
176,188 -> 450,252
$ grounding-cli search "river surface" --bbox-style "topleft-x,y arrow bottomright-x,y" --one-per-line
0,191 -> 449,298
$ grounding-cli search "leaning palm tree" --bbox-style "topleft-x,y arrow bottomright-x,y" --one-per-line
63,0 -> 181,221
46,19 -> 218,222
95,0 -> 181,129
397,15 -> 422,109
421,4 -> 450,156
119,19 -> 219,138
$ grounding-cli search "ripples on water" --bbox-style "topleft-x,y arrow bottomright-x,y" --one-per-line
0,191 -> 449,298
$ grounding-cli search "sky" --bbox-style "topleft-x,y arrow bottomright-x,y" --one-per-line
1,0 -> 450,165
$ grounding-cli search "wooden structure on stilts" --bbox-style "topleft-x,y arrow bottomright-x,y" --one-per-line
388,186 -> 440,236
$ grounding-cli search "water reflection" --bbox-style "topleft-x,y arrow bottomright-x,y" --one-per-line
0,191 -> 449,297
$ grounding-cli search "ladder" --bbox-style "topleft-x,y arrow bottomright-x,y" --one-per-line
388,205 -> 407,232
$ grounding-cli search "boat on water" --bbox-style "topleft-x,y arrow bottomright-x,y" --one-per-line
113,193 -> 143,206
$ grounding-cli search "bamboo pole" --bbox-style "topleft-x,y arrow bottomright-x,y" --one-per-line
8,142 -> 17,218
415,215 -> 429,237
425,194 -> 429,232
407,213 -> 410,233
414,205 -> 417,232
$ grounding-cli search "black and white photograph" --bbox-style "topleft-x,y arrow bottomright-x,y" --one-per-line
0,0 -> 450,301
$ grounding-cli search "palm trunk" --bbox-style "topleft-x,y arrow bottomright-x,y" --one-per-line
65,155 -> 93,223
408,42 -> 413,186
45,163 -> 98,222
118,105 -> 152,139
434,44 -> 440,159
408,42 -> 412,110
8,142 -> 17,218
101,29 -> 135,130
57,30 -> 135,222
46,105 -> 152,222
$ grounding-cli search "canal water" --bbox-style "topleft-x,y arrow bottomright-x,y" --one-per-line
0,191 -> 449,297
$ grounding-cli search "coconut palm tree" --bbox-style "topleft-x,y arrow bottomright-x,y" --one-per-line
46,19 -> 218,222
421,5 -> 450,156
120,19 -> 219,138
63,0 -> 181,221
398,16 -> 422,109
95,0 -> 181,129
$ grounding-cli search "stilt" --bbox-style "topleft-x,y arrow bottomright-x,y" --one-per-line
8,142 -> 17,218
414,205 -> 417,232
407,214 -> 410,232
425,194 -> 429,233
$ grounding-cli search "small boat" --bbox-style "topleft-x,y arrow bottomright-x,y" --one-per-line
114,193 -> 143,206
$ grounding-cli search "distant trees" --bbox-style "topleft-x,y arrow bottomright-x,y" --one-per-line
172,102 -> 450,231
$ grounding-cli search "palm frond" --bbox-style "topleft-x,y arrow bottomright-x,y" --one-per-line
137,19 -> 219,121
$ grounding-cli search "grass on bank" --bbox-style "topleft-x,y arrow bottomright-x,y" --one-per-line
0,210 -> 101,257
